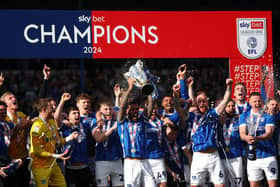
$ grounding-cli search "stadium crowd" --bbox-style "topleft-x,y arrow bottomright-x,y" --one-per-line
0,58 -> 279,187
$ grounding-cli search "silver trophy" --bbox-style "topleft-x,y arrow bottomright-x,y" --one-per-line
123,59 -> 160,99
247,115 -> 256,136
246,115 -> 257,160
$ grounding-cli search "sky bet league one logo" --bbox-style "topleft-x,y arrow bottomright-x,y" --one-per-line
237,18 -> 267,59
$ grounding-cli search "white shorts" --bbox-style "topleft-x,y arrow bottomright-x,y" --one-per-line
247,156 -> 278,181
190,151 -> 225,186
124,159 -> 156,187
146,158 -> 167,184
95,159 -> 124,187
222,157 -> 243,187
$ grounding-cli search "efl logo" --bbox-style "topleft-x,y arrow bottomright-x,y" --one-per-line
251,21 -> 264,29
237,18 -> 266,59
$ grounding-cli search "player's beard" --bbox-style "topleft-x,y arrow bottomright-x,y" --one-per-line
128,112 -> 138,122
225,111 -> 235,118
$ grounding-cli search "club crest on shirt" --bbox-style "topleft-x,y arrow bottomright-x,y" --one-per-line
34,126 -> 40,133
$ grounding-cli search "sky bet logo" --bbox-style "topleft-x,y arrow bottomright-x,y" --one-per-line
240,21 -> 250,29
23,24 -> 159,45
239,21 -> 264,29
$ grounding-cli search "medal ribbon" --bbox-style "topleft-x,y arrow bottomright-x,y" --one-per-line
149,119 -> 162,146
223,118 -> 234,146
191,113 -> 206,137
102,120 -> 112,148
164,137 -> 182,169
128,121 -> 138,153
73,122 -> 85,142
120,124 -> 125,156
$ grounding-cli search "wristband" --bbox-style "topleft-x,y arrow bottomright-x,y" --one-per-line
52,154 -> 60,158
65,134 -> 72,142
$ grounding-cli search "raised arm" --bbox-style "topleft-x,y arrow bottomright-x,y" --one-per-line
215,79 -> 233,115
260,69 -> 268,103
118,78 -> 135,122
173,84 -> 188,129
29,64 -> 51,119
54,93 -> 71,127
114,83 -> 123,108
178,64 -> 189,100
186,76 -> 195,105
143,95 -> 153,119
38,64 -> 51,98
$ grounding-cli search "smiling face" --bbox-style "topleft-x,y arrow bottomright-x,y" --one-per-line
161,96 -> 174,113
249,95 -> 262,111
127,103 -> 139,122
100,104 -> 113,117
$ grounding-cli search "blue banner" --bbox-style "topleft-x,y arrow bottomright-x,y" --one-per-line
0,10 -> 92,58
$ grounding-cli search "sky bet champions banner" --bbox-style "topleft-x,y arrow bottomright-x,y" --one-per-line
0,10 -> 274,97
